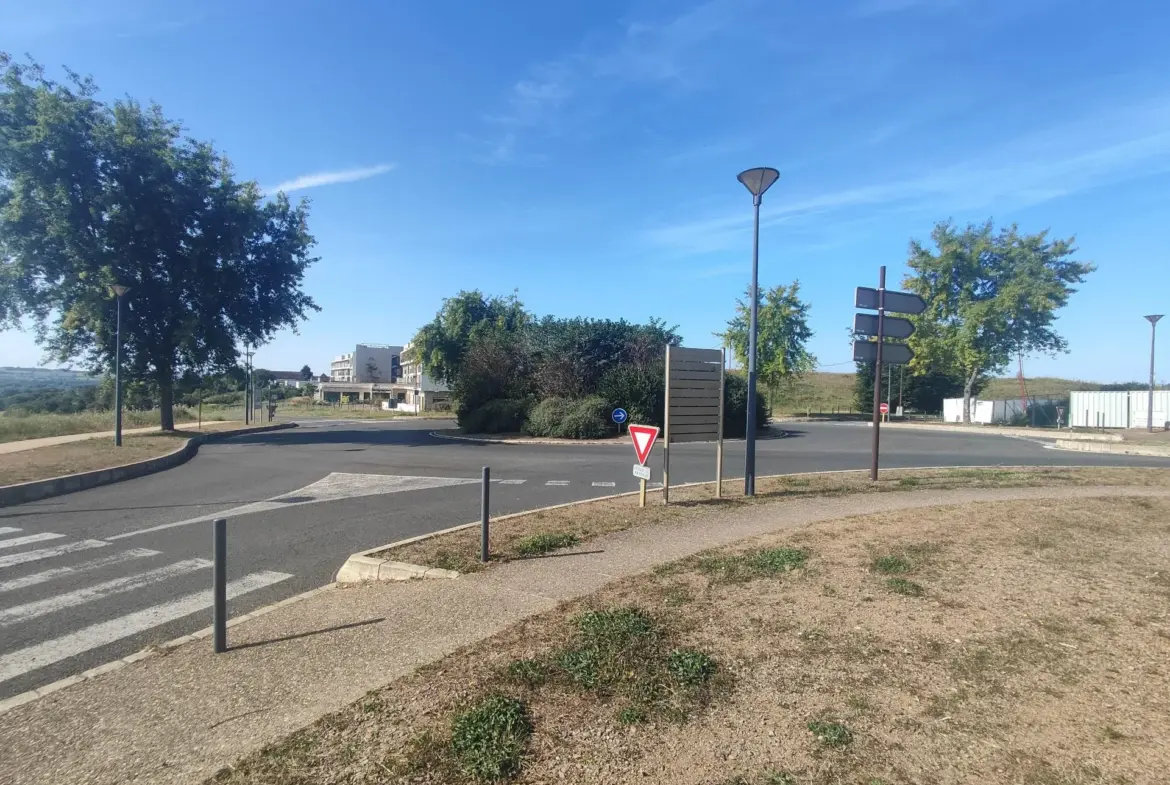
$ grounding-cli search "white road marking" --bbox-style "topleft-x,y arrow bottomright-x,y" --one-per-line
496,479 -> 526,485
0,558 -> 212,627
0,528 -> 21,536
0,533 -> 66,550
108,472 -> 481,540
0,548 -> 160,593
0,540 -> 108,571
545,480 -> 570,486
0,571 -> 292,683
592,481 -> 616,487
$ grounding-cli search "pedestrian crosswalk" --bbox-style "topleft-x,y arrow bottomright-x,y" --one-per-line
0,527 -> 291,690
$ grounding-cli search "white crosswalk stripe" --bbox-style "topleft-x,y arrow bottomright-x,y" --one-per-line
0,532 -> 66,550
0,540 -> 108,571
546,480 -> 570,486
496,479 -> 526,485
0,571 -> 292,683
0,558 -> 213,627
0,548 -> 160,593
592,481 -> 616,487
0,527 -> 22,536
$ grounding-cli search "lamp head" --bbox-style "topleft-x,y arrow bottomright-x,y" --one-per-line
736,167 -> 780,198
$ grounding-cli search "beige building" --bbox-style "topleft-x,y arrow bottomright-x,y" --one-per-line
316,341 -> 449,410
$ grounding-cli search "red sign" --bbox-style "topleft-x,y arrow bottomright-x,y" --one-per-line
628,424 -> 660,465
879,402 -> 890,415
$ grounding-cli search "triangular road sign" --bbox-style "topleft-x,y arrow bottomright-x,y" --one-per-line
628,424 -> 659,465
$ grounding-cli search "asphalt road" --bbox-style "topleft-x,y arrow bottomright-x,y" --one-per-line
2,417 -> 1168,698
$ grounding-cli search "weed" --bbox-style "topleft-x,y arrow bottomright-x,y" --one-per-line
699,547 -> 808,583
514,531 -> 579,556
616,706 -> 647,725
846,694 -> 872,713
504,658 -> 548,688
898,477 -> 920,487
808,719 -> 853,748
668,648 -> 717,686
661,583 -> 694,606
1085,615 -> 1112,627
1102,724 -> 1126,741
886,577 -> 925,597
764,772 -> 796,785
450,694 -> 532,781
872,554 -> 912,574
430,549 -> 474,574
821,583 -> 838,597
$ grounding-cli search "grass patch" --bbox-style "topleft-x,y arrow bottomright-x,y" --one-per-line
885,577 -> 925,597
450,695 -> 532,781
698,547 -> 808,584
514,531 -> 579,556
503,659 -> 549,689
871,554 -> 912,574
807,719 -> 853,748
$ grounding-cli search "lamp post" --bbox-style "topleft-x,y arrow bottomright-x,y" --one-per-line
244,344 -> 255,425
735,167 -> 780,497
111,285 -> 130,446
1146,315 -> 1163,432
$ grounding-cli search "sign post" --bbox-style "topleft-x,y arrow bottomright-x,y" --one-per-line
628,424 -> 659,508
853,268 -> 926,481
663,345 -> 724,505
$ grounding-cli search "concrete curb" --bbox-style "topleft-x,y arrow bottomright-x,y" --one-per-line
429,426 -> 788,447
0,422 -> 297,508
335,555 -> 459,582
0,582 -> 334,717
879,422 -> 1123,442
1053,439 -> 1170,457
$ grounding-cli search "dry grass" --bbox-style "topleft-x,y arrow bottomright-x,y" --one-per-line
382,467 -> 1170,574
210,495 -> 1170,784
0,421 -> 245,485
0,407 -> 235,443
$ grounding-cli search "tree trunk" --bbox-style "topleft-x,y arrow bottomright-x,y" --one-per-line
158,374 -> 175,431
962,369 -> 979,424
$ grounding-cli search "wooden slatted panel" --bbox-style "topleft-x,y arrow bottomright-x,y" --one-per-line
668,359 -> 721,373
670,432 -> 717,443
670,423 -> 720,435
667,378 -> 720,391
670,388 -> 721,399
670,414 -> 720,426
666,404 -> 720,416
669,370 -> 721,382
670,347 -> 722,363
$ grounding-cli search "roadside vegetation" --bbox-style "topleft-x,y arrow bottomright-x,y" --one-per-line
211,493 -> 1170,784
379,466 -> 1170,574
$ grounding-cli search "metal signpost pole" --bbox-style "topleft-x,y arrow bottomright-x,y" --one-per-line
745,193 -> 761,497
480,466 -> 490,562
1146,315 -> 1163,432
870,266 -> 886,481
716,348 -> 725,499
213,518 -> 227,654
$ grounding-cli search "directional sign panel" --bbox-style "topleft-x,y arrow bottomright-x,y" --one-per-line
853,313 -> 915,339
853,340 -> 914,366
855,287 -> 927,315
611,407 -> 628,425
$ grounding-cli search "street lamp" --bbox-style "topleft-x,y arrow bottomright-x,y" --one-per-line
1145,315 -> 1163,432
243,343 -> 255,425
736,166 -> 780,497
111,285 -> 130,446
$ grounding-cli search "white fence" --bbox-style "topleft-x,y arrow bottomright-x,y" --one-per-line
1069,390 -> 1170,429
941,397 -> 1057,425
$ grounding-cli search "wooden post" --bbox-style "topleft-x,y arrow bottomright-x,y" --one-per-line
663,345 -> 671,506
639,478 -> 646,508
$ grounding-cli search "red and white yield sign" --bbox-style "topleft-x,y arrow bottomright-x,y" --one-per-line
879,402 -> 890,415
628,424 -> 660,465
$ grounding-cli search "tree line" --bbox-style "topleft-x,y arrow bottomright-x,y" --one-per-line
412,291 -> 768,437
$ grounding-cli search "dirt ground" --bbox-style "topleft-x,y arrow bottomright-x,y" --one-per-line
214,493 -> 1170,785
0,421 -> 243,485
383,467 -> 1170,573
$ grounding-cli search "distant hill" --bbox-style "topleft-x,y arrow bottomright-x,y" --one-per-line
0,367 -> 99,390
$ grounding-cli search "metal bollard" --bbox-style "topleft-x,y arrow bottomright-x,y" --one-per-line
213,518 -> 227,653
480,467 -> 491,563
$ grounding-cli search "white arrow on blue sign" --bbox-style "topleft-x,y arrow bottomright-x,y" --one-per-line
611,408 -> 628,424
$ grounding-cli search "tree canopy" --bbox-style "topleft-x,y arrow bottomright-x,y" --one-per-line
902,220 -> 1093,422
411,290 -> 528,386
0,54 -> 319,429
717,281 -> 815,389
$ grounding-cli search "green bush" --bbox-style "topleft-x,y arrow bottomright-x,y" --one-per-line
459,399 -> 531,434
723,373 -> 771,438
597,361 -> 664,427
450,694 -> 532,781
523,396 -> 613,439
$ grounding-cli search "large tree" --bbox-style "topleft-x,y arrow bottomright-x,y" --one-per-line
0,55 -> 319,429
411,290 -> 529,385
903,220 -> 1093,422
718,281 -> 815,390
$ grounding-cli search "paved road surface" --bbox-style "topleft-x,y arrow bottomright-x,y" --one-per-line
1,418 -> 1167,698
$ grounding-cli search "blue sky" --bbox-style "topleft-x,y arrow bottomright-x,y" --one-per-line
2,0 -> 1168,383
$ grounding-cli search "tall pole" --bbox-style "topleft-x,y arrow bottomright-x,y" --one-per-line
745,193 -> 761,496
114,292 -> 124,446
869,266 -> 886,481
886,362 -> 892,421
1147,315 -> 1163,432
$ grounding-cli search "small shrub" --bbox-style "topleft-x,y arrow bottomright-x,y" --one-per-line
524,396 -> 613,439
450,695 -> 532,781
504,659 -> 548,688
668,649 -> 717,685
871,554 -> 912,574
807,719 -> 853,748
459,399 -> 531,434
616,706 -> 647,725
886,577 -> 925,596
514,532 -> 579,556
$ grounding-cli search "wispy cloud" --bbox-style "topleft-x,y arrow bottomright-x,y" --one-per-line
645,96 -> 1170,256
265,164 -> 396,194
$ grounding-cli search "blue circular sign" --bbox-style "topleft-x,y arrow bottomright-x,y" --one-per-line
611,407 -> 628,424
